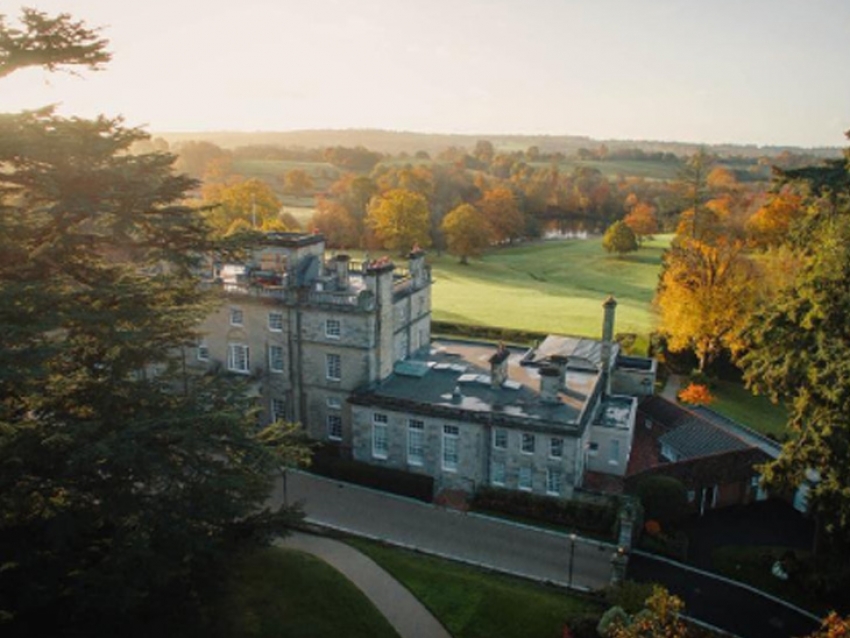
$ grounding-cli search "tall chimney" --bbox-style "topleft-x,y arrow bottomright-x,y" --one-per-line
489,343 -> 510,388
539,366 -> 561,403
550,354 -> 568,386
333,254 -> 350,289
601,296 -> 617,389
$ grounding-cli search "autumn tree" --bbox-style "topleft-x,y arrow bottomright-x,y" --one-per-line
655,237 -> 756,371
605,586 -> 688,638
283,168 -> 314,197
623,202 -> 658,245
311,198 -> 360,248
173,140 -> 231,179
602,220 -> 639,257
0,11 -> 307,634
366,188 -> 432,254
746,189 -> 804,248
479,187 -> 524,243
441,203 -> 492,264
202,177 -> 284,235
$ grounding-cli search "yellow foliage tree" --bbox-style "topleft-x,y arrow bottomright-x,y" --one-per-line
311,198 -> 360,248
746,190 -> 804,248
677,383 -> 714,405
656,237 -> 756,371
366,188 -> 432,255
441,203 -> 492,264
202,177 -> 283,236
606,586 -> 688,638
624,202 -> 658,245
479,187 -> 524,243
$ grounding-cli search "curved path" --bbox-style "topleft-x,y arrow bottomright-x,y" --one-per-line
277,532 -> 452,638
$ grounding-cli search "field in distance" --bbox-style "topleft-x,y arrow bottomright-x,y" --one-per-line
429,235 -> 670,343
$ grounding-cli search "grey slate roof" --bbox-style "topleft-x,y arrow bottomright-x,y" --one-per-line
692,407 -> 782,459
350,339 -> 602,434
642,396 -> 752,460
530,335 -> 611,368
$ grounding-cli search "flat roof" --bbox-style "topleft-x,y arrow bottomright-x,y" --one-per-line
351,338 -> 602,433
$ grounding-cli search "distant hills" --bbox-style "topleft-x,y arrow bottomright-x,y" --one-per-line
155,128 -> 841,159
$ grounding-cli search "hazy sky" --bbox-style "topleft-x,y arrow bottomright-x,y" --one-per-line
3,0 -> 849,147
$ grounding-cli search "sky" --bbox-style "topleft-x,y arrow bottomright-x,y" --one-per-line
3,0 -> 850,147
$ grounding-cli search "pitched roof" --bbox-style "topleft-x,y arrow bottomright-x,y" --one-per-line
641,396 -> 750,460
624,447 -> 772,491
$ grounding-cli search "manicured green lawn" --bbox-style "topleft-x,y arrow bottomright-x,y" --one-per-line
347,539 -> 603,638
709,379 -> 789,440
430,235 -> 670,344
208,546 -> 400,638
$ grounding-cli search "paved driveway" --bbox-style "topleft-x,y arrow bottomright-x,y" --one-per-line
272,470 -> 618,591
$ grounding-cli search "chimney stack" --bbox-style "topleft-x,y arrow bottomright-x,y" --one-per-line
332,254 -> 350,290
539,366 -> 561,403
489,343 -> 510,388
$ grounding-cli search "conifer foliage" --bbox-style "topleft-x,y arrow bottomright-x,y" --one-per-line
0,9 -> 306,635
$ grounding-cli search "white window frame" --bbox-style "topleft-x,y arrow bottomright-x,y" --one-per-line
372,416 -> 388,459
549,437 -> 563,459
518,466 -> 533,491
269,345 -> 284,373
326,353 -> 341,381
197,340 -> 209,362
268,311 -> 284,332
491,461 -> 506,487
271,398 -> 285,422
230,307 -> 244,326
546,468 -> 562,496
493,428 -> 508,450
521,433 -> 535,455
327,397 -> 342,409
227,343 -> 250,374
327,414 -> 343,441
442,425 -> 459,472
325,318 -> 341,339
609,439 -> 621,465
407,419 -> 424,466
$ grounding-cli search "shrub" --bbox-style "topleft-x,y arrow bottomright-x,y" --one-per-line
471,487 -> 618,538
635,476 -> 688,528
677,383 -> 714,405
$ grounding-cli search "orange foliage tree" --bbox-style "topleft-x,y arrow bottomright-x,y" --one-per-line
677,383 -> 714,406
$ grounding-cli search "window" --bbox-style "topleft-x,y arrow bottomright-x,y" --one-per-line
493,428 -> 507,450
491,461 -> 506,486
227,343 -> 250,374
325,318 -> 341,339
230,307 -> 244,326
518,466 -> 532,491
587,441 -> 599,456
327,397 -> 342,409
197,341 -> 209,361
521,433 -> 535,454
271,398 -> 285,422
327,414 -> 342,441
407,419 -> 424,466
269,345 -> 284,372
372,415 -> 388,459
550,437 -> 563,458
687,490 -> 696,503
442,425 -> 459,471
268,312 -> 283,332
609,439 -> 620,465
326,353 -> 341,381
546,468 -> 562,496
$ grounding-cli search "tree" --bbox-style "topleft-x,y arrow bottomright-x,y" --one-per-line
440,203 -> 492,264
604,586 -> 688,638
635,476 -> 689,529
202,177 -> 284,236
0,10 -> 307,635
366,188 -> 432,254
311,198 -> 360,248
602,220 -> 638,257
283,168 -> 314,197
655,237 -> 756,371
479,187 -> 524,243
802,613 -> 850,638
173,140 -> 231,179
740,212 -> 850,544
623,202 -> 658,245
677,383 -> 714,406
746,189 -> 804,248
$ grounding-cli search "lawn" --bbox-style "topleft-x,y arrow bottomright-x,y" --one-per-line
430,235 -> 670,346
347,538 -> 603,638
206,546 -> 400,638
709,379 -> 789,440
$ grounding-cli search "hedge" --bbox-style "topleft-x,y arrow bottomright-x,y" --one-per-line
471,487 -> 618,538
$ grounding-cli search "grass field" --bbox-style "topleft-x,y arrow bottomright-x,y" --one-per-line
710,379 -> 789,439
208,546 -> 399,638
347,539 -> 602,638
530,159 -> 681,181
429,235 -> 669,344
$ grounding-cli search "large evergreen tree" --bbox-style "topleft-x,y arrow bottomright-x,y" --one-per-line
0,9 -> 307,635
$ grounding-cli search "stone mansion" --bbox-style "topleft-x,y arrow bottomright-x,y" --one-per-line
191,232 -> 657,499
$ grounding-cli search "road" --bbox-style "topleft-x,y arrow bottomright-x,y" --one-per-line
271,470 -> 618,591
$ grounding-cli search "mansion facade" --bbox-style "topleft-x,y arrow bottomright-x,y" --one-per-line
191,232 -> 657,499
